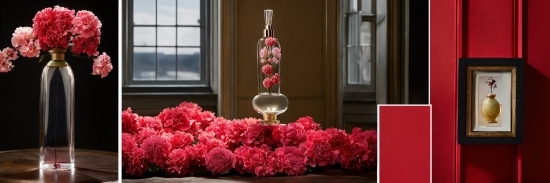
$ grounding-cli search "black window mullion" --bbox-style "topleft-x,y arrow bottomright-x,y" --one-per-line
175,0 -> 178,81
155,0 -> 158,81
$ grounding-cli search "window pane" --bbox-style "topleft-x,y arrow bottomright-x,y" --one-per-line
134,0 -> 156,25
157,27 -> 176,46
177,48 -> 200,81
177,27 -> 200,46
134,27 -> 156,46
360,46 -> 372,84
133,47 -> 156,80
361,0 -> 373,15
177,0 -> 200,25
157,0 -> 176,25
360,21 -> 372,45
347,46 -> 359,84
157,48 -> 176,80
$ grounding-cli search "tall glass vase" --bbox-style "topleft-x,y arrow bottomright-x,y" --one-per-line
39,48 -> 75,170
252,9 -> 288,125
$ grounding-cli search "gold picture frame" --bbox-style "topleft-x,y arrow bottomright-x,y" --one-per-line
458,58 -> 523,144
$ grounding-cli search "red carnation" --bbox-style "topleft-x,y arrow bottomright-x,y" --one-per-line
134,127 -> 158,145
339,141 -> 371,171
122,108 -> 139,134
205,147 -> 236,174
121,133 -> 136,166
141,135 -> 171,168
124,147 -> 147,177
271,146 -> 307,176
302,130 -> 337,167
296,116 -> 321,131
137,116 -> 163,131
169,132 -> 194,150
32,6 -> 75,50
71,32 -> 100,56
157,107 -> 192,132
185,145 -> 207,167
233,145 -> 275,176
272,122 -> 307,147
165,149 -> 191,176
325,127 -> 351,150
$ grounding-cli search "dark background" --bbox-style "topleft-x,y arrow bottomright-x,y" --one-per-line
0,0 -> 118,152
408,0 -> 429,104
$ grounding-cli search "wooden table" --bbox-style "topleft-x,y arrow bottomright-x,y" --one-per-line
0,149 -> 118,182
123,167 -> 377,183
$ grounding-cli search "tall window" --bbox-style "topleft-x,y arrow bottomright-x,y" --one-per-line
124,0 -> 214,93
345,0 -> 379,94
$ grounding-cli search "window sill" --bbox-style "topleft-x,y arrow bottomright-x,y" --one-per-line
122,88 -> 218,116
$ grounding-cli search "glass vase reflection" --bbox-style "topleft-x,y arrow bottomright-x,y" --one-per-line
252,9 -> 289,125
39,48 -> 75,170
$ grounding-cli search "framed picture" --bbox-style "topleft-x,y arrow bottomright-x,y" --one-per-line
458,58 -> 524,144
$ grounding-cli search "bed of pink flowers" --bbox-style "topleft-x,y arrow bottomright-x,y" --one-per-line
122,102 -> 377,177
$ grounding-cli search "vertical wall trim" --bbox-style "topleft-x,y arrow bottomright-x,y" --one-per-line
219,0 -> 236,119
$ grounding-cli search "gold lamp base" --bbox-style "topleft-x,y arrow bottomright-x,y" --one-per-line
261,113 -> 280,125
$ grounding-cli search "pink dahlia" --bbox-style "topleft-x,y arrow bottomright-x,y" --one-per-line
122,108 -> 139,134
205,147 -> 236,174
270,73 -> 280,85
265,37 -> 277,47
124,147 -> 147,177
263,77 -> 273,89
91,52 -> 112,78
157,107 -> 192,132
272,146 -> 307,176
303,130 -> 337,167
262,64 -> 273,75
271,47 -> 281,59
121,133 -> 136,166
141,135 -> 171,168
169,132 -> 194,149
164,149 -> 191,176
72,10 -> 102,38
32,6 -> 75,50
272,122 -> 307,147
296,116 -> 321,131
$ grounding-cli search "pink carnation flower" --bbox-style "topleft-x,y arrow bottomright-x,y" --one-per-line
262,64 -> 273,75
72,10 -> 102,38
185,145 -> 207,167
122,108 -> 139,134
2,47 -> 18,61
263,77 -> 273,89
141,135 -> 171,168
137,116 -> 162,131
271,47 -> 281,58
72,33 -> 100,57
270,73 -> 280,85
169,132 -> 195,149
121,133 -> 136,166
92,52 -> 112,78
134,127 -> 158,144
0,59 -> 14,73
271,146 -> 307,176
11,27 -> 41,58
265,37 -> 277,47
124,147 -> 147,177
272,122 -> 307,147
302,130 -> 337,167
165,149 -> 191,176
205,147 -> 236,174
32,6 -> 75,50
296,116 -> 321,131
259,47 -> 268,58
244,123 -> 266,147
234,145 -> 276,176
158,107 -> 192,132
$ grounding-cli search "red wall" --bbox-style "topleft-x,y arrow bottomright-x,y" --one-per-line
431,0 -> 550,182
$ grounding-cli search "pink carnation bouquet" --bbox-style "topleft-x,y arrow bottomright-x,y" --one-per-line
1,5 -> 112,78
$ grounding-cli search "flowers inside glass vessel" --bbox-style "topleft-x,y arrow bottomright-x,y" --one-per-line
252,9 -> 289,125
1,5 -> 113,170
